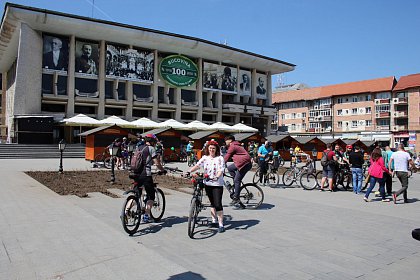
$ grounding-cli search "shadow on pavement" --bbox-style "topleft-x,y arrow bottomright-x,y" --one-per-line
167,271 -> 206,280
132,216 -> 187,236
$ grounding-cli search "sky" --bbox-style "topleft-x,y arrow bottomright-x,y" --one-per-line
3,0 -> 420,88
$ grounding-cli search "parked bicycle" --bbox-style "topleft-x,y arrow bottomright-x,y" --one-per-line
283,158 -> 315,188
93,148 -> 112,169
252,162 -> 280,187
224,171 -> 264,209
120,170 -> 167,235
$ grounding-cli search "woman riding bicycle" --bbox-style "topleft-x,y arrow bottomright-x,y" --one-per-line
189,140 -> 226,233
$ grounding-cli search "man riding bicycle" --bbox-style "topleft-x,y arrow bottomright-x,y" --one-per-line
223,135 -> 252,206
131,133 -> 166,223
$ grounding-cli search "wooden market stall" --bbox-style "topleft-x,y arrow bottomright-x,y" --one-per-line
79,125 -> 130,161
188,130 -> 226,159
141,128 -> 190,161
232,132 -> 266,148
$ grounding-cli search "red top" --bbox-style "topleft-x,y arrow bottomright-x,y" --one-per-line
224,141 -> 251,170
368,157 -> 389,178
324,149 -> 335,160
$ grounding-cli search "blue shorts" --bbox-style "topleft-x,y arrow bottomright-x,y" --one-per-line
322,166 -> 335,179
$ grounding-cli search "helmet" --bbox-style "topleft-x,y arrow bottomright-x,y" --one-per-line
144,133 -> 158,143
346,144 -> 353,149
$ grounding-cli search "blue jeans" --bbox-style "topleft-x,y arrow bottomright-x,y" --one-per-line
365,175 -> 386,199
351,167 -> 363,194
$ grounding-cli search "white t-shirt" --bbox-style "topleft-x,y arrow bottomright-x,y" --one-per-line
196,155 -> 225,186
390,151 -> 411,172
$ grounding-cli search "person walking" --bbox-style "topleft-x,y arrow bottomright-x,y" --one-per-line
364,148 -> 391,202
257,141 -> 273,185
223,135 -> 252,207
383,146 -> 394,196
349,145 -> 364,194
389,144 -> 416,204
189,140 -> 226,233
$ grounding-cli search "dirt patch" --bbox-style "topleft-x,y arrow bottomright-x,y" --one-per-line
26,170 -> 191,198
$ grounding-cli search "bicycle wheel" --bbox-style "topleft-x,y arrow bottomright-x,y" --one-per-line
252,168 -> 262,185
121,195 -> 141,235
150,188 -> 165,221
342,173 -> 352,191
187,197 -> 199,238
239,183 -> 264,209
300,172 -> 318,190
282,169 -> 295,187
266,171 -> 280,187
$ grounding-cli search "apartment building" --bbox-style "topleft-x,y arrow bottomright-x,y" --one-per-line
272,75 -> 420,150
0,4 -> 294,143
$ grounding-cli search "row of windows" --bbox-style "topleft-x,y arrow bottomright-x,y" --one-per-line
337,120 -> 373,128
337,107 -> 372,115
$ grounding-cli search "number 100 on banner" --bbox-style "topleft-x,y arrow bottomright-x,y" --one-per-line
159,55 -> 198,87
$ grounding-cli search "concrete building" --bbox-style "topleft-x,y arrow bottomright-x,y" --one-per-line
272,75 -> 420,150
0,3 -> 295,143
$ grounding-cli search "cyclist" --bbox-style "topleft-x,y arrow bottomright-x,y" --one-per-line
186,140 -> 194,156
257,141 -> 273,185
343,144 -> 353,164
189,140 -> 226,233
155,140 -> 164,163
223,135 -> 252,206
132,133 -> 166,223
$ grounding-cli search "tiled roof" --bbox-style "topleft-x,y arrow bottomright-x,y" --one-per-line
393,73 -> 420,91
272,76 -> 396,104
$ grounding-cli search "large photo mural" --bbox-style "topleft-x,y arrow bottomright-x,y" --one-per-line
75,40 -> 99,76
42,34 -> 69,72
106,44 -> 154,82
203,62 -> 237,93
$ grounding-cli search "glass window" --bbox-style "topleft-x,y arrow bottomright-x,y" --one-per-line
158,86 -> 165,103
75,105 -> 96,114
57,76 -> 67,95
302,112 -> 306,118
132,109 -> 150,118
376,105 -> 390,112
337,98 -> 343,104
337,109 -> 342,116
366,107 -> 371,114
75,78 -> 98,97
365,95 -> 371,101
158,111 -> 173,119
366,120 -> 372,127
41,103 -> 66,112
352,108 -> 357,114
352,121 -> 358,127
105,107 -> 123,116
42,74 -> 53,95
133,84 -> 151,99
292,113 -> 296,119
182,112 -> 195,120
181,89 -> 196,102
353,97 -> 358,102
281,114 -> 285,120
338,121 -> 342,128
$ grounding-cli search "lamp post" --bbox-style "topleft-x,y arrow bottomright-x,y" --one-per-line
58,139 -> 66,174
312,148 -> 317,171
109,143 -> 119,184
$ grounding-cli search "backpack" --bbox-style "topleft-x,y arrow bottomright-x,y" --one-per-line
130,146 -> 150,174
320,151 -> 332,167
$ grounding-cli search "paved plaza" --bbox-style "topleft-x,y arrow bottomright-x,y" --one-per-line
1,158 -> 420,279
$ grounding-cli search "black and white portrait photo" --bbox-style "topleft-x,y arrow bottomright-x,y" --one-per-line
239,70 -> 251,96
42,35 -> 69,71
75,40 -> 99,75
106,44 -> 154,82
256,74 -> 267,97
203,62 -> 237,92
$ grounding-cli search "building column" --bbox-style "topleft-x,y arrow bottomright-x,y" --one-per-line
251,69 -> 257,105
175,88 -> 182,120
197,58 -> 203,121
97,40 -> 106,119
66,35 -> 76,117
234,65 -> 240,103
217,91 -> 223,122
266,73 -> 272,135
151,49 -> 159,120
126,82 -> 133,119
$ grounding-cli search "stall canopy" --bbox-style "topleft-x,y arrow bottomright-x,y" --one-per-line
98,115 -> 133,128
61,113 -> 101,126
156,119 -> 187,130
233,132 -> 265,145
130,117 -> 160,131
184,120 -> 211,131
209,122 -> 236,132
323,138 -> 346,149
231,123 -> 258,133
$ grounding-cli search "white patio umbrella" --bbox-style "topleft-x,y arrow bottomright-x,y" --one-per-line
184,120 -> 211,131
130,117 -> 160,132
231,123 -> 258,133
209,122 -> 236,132
98,115 -> 134,128
61,114 -> 101,143
156,119 -> 187,130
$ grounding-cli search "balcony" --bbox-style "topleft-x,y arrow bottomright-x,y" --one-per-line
222,103 -> 245,113
320,104 -> 331,109
392,97 -> 408,104
376,125 -> 390,131
391,125 -> 408,131
392,111 -> 408,118
374,99 -> 390,105
308,128 -> 316,133
318,116 -> 332,121
375,111 -> 390,118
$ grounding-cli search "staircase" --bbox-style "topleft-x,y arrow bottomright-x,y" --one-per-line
0,144 -> 85,159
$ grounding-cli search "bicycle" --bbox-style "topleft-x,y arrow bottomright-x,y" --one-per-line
252,161 -> 280,187
120,171 -> 166,235
184,172 -> 212,238
93,149 -> 112,169
282,160 -> 313,188
224,171 -> 264,209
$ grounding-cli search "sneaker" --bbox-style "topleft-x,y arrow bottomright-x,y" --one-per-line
142,214 -> 150,223
363,197 -> 371,202
209,222 -> 218,228
392,193 -> 397,204
229,198 -> 240,206
218,226 -> 225,233
382,199 -> 391,202
319,188 -> 324,192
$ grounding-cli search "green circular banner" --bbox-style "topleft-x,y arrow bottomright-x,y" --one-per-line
159,55 -> 198,87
